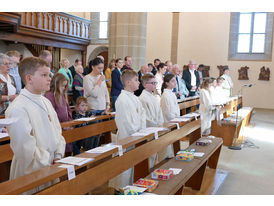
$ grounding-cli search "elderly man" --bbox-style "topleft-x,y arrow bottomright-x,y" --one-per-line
121,56 -> 133,72
172,64 -> 189,100
134,64 -> 149,96
165,60 -> 173,75
182,60 -> 200,97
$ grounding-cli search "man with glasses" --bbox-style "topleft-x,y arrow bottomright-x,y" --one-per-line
182,60 -> 200,97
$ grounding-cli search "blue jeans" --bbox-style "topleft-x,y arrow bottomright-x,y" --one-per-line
112,96 -> 118,112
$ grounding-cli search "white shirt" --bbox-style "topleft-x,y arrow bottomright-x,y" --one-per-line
160,89 -> 180,122
139,89 -> 164,127
115,90 -> 146,140
5,88 -> 66,193
109,90 -> 146,190
0,74 -> 16,95
199,88 -> 214,133
83,74 -> 110,110
221,74 -> 233,97
155,72 -> 164,98
189,69 -> 197,89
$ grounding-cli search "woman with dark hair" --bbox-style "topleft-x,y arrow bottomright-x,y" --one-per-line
154,63 -> 167,102
83,57 -> 110,115
160,74 -> 180,122
159,73 -> 179,161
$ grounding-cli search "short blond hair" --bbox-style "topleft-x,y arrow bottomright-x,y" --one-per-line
19,57 -> 49,85
121,70 -> 138,87
6,50 -> 20,58
141,73 -> 155,84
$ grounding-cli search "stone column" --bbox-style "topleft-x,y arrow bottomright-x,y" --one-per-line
108,12 -> 147,71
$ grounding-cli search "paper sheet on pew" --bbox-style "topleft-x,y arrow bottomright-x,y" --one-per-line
74,117 -> 96,122
193,152 -> 205,157
0,117 -> 19,127
86,144 -> 120,154
182,112 -> 200,118
0,132 -> 9,139
169,168 -> 182,175
56,156 -> 94,166
170,116 -> 192,122
130,127 -> 168,137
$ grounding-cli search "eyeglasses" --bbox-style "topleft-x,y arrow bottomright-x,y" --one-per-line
147,82 -> 158,85
1,63 -> 12,66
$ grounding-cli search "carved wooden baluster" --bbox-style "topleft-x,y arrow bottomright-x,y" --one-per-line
37,12 -> 42,29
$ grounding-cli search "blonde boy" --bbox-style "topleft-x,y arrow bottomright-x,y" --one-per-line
5,57 -> 66,194
109,70 -> 146,191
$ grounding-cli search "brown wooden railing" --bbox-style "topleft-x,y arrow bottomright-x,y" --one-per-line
19,12 -> 90,40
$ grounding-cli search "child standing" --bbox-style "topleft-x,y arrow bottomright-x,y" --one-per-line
159,74 -> 180,161
160,74 -> 180,122
139,73 -> 164,168
72,97 -> 97,155
45,73 -> 73,156
109,70 -> 146,191
5,57 -> 65,194
199,78 -> 214,135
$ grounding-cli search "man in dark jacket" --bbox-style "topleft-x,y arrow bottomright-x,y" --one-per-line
182,60 -> 200,97
111,58 -> 124,111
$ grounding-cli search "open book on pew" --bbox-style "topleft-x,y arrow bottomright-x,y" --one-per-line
130,127 -> 168,137
56,156 -> 94,166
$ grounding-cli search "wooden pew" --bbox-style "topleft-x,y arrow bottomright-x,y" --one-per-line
0,114 -> 116,183
144,137 -> 223,195
178,96 -> 200,115
211,97 -> 253,146
0,118 -> 201,195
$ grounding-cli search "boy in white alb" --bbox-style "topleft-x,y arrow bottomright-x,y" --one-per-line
139,73 -> 164,168
5,57 -> 66,194
109,70 -> 146,191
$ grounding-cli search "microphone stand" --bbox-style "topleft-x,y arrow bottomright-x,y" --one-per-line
228,84 -> 252,150
228,90 -> 242,150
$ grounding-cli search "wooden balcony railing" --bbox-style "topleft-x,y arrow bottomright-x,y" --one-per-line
19,12 -> 90,40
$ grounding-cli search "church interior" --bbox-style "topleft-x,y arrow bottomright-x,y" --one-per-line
0,6 -> 274,200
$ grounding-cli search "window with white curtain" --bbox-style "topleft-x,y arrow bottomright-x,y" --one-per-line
229,12 -> 274,61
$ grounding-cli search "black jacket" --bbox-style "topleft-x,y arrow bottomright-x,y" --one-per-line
182,69 -> 200,96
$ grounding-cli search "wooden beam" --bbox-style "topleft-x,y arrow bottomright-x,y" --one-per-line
0,31 -> 85,51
